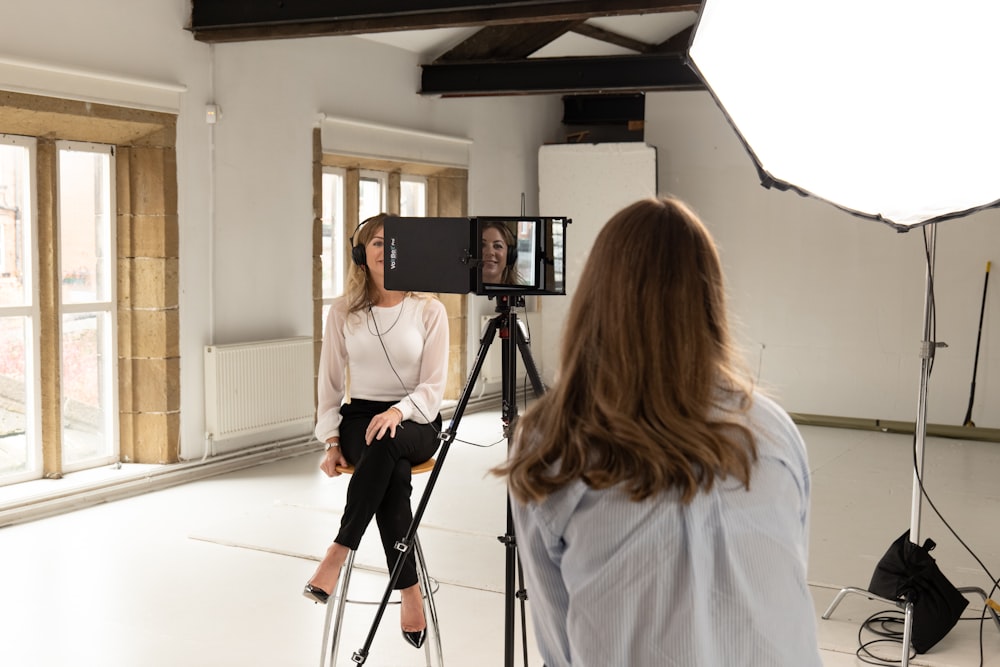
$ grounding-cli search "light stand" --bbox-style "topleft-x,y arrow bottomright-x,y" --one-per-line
820,225 -> 938,667
689,2 -> 1000,661
821,226 -> 1000,664
347,294 -> 545,666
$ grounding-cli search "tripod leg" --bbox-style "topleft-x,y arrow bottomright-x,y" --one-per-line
514,317 -> 545,398
499,311 -> 545,667
516,543 -> 529,667
350,315 -> 503,664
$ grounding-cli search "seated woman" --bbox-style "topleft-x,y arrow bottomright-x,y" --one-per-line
305,213 -> 449,650
495,197 -> 821,666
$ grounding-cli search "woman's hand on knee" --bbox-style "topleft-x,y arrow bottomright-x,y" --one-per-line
365,407 -> 404,445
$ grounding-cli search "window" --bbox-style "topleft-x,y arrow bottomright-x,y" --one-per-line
57,142 -> 117,471
314,140 -> 467,400
358,170 -> 387,222
0,92 -> 178,483
401,175 -> 427,217
321,167 -> 346,301
319,168 -> 429,313
0,135 -> 41,484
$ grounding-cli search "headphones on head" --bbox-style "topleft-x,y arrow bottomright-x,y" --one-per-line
350,216 -> 378,267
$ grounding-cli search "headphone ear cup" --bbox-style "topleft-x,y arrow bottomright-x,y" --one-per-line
352,244 -> 367,267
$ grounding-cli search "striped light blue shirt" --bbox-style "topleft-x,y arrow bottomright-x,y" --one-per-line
511,392 -> 822,667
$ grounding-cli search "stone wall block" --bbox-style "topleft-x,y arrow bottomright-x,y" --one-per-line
130,309 -> 179,358
117,351 -> 134,413
131,357 -> 180,413
133,412 -> 180,463
130,146 -> 177,216
130,214 -> 179,258
130,257 -> 179,309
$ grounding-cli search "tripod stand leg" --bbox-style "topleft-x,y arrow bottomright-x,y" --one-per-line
349,313 -> 504,664
497,309 -> 545,667
513,318 -> 545,398
957,586 -> 1000,635
516,538 -> 530,667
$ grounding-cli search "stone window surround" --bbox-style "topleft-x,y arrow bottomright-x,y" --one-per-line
0,91 -> 179,473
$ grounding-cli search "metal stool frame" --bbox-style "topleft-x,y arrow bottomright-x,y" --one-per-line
319,459 -> 443,667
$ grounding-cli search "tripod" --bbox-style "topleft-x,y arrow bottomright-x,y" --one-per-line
350,294 -> 545,666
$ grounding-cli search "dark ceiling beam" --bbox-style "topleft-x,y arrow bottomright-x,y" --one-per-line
651,25 -> 695,52
436,21 -> 581,61
189,0 -> 701,43
420,53 -> 703,96
569,22 -> 654,53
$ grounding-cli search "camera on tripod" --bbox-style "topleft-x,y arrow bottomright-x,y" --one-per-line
357,213 -> 570,667
383,216 -> 570,296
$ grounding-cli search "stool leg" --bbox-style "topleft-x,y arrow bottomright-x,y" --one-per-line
320,550 -> 356,667
414,535 -> 444,666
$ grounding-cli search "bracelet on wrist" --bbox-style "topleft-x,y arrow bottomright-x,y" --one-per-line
325,441 -> 340,451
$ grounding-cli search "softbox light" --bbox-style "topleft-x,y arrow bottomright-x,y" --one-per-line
689,1 -> 1000,661
689,0 -> 1000,230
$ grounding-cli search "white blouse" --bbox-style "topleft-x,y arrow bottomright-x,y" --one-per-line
314,295 -> 448,443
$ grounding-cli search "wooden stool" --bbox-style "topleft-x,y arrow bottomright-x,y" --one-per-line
319,458 -> 443,667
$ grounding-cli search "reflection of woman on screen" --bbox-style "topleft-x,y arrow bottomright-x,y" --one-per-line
481,221 -> 521,285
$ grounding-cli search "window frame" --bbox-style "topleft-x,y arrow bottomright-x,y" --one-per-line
55,140 -> 119,473
0,134 -> 42,485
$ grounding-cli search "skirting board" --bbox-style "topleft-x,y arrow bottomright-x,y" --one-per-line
789,413 -> 1000,443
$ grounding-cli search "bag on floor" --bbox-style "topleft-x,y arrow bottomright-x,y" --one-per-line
868,529 -> 968,653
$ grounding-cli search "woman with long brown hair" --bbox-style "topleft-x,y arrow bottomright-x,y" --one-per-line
305,214 -> 448,650
497,197 -> 820,666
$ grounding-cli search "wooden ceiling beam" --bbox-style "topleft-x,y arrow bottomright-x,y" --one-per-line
189,0 -> 701,43
421,52 -> 703,96
436,21 -> 581,62
650,26 -> 695,52
569,23 -> 655,53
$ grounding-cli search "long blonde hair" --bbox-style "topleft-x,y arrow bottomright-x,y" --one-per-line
345,213 -> 429,314
497,197 -> 756,505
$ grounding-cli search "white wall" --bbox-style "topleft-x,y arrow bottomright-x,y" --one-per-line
2,0 -> 563,459
203,38 -> 564,457
537,143 -> 658,386
645,91 -> 1000,429
208,38 -> 562,454
2,0 -> 216,458
8,0 -> 995,461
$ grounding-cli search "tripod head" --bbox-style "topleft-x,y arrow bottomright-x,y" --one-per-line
490,293 -> 526,312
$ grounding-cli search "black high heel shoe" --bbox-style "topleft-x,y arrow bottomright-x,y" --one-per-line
302,583 -> 330,605
402,628 -> 426,649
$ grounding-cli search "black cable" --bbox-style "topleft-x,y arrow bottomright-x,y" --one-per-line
855,229 -> 997,667
855,609 -> 913,666
921,228 -> 938,378
369,300 -> 505,449
908,227 -> 998,667
519,302 -> 534,414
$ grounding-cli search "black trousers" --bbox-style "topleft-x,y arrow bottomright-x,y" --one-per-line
335,399 -> 441,590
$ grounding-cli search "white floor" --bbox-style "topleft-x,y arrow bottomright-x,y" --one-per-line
1,409 -> 999,667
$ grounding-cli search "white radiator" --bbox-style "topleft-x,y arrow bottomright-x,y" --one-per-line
204,337 -> 314,446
